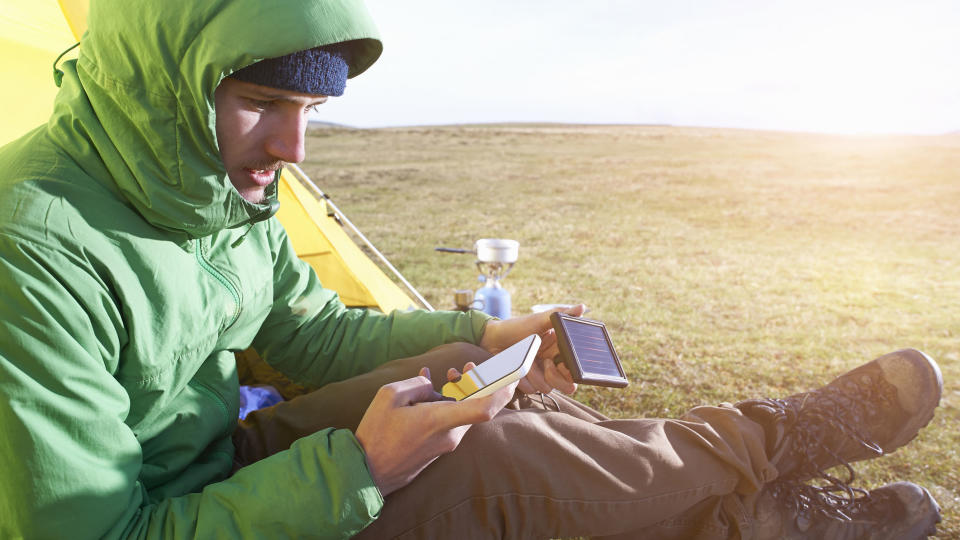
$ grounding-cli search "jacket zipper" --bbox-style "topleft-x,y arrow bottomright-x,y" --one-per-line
193,238 -> 242,330
192,237 -> 241,435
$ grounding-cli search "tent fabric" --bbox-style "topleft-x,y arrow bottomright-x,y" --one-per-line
0,1 -> 78,145
1,0 -> 415,313
58,0 -> 91,43
278,168 -> 416,311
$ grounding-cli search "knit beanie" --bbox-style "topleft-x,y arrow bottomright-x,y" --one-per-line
229,44 -> 349,96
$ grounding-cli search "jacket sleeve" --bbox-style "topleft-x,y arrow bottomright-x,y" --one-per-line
0,236 -> 382,539
252,219 -> 493,387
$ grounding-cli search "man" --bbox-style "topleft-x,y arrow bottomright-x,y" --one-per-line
0,0 -> 943,538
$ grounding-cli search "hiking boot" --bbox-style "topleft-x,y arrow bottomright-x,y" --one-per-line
755,481 -> 941,539
738,348 -> 942,482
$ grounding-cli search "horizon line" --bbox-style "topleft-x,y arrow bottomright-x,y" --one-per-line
307,119 -> 960,138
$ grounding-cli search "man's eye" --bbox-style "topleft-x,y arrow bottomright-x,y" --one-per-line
305,104 -> 320,113
249,99 -> 271,110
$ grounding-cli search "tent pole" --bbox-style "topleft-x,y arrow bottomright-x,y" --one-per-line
286,164 -> 436,312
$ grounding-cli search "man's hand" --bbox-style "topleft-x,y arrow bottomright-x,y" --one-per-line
354,367 -> 515,497
479,304 -> 587,396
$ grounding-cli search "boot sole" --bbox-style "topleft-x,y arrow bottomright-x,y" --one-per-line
877,348 -> 943,453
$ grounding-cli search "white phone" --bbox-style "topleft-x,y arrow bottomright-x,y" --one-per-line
441,334 -> 541,401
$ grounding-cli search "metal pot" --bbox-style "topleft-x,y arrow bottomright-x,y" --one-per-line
474,238 -> 519,264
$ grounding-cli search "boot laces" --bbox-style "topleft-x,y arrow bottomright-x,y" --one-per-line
770,371 -> 896,521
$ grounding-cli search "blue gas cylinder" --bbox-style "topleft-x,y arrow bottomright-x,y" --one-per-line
475,284 -> 511,319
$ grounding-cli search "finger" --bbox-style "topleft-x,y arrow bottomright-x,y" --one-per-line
557,362 -> 577,394
537,330 -> 560,361
544,358 -> 576,394
429,380 -> 518,431
522,358 -> 554,395
483,380 -> 519,412
459,381 -> 517,423
543,304 -> 582,320
446,362 -> 478,383
443,424 -> 473,452
516,310 -> 558,338
419,367 -> 431,379
383,376 -> 446,405
417,400 -> 486,432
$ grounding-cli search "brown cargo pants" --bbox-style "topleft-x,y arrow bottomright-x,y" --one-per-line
233,343 -> 782,539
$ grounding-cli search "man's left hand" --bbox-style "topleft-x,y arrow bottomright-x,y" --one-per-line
478,304 -> 587,395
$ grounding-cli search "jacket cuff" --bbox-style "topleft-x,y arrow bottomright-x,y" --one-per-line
468,309 -> 496,344
333,428 -> 384,505
288,427 -> 385,534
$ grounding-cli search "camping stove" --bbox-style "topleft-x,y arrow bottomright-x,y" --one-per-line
437,238 -> 518,319
473,238 -> 517,319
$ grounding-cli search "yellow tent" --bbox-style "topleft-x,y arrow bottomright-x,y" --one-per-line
1,0 -> 423,314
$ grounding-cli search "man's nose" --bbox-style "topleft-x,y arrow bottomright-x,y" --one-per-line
264,112 -> 307,164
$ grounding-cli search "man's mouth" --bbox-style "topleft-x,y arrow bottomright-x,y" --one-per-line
244,167 -> 279,187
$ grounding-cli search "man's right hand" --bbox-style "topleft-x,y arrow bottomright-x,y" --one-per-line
354,367 -> 515,497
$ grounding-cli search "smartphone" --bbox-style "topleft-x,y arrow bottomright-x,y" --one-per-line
442,334 -> 541,400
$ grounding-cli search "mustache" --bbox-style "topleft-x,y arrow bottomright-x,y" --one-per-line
243,160 -> 285,172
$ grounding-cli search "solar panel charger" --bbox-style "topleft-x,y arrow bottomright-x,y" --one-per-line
551,312 -> 629,388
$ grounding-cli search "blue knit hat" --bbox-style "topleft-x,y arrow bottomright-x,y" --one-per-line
230,44 -> 349,96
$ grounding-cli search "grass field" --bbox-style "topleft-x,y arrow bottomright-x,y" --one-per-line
303,124 -> 960,537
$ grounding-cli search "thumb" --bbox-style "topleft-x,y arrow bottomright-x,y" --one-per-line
388,375 -> 446,405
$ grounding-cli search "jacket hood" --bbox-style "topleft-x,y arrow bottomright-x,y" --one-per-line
48,0 -> 382,237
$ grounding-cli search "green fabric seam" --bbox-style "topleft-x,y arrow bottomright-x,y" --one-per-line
193,238 -> 241,329
187,379 -> 231,438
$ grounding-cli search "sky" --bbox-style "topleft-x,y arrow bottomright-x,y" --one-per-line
315,0 -> 960,135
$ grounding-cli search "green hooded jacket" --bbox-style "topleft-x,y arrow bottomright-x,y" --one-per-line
0,0 -> 491,538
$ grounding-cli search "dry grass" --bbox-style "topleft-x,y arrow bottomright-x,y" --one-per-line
304,124 -> 960,537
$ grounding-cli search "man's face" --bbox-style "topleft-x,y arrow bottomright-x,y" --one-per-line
214,78 -> 328,203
